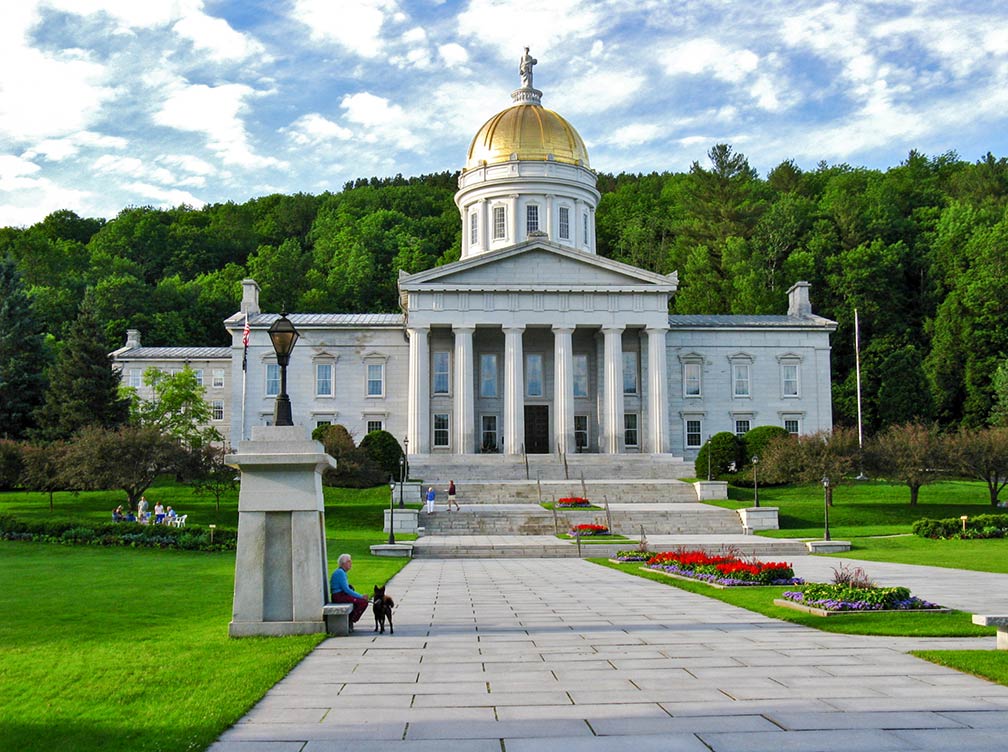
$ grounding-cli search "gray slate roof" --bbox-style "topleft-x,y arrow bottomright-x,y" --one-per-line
669,314 -> 835,328
115,346 -> 231,360
244,313 -> 404,327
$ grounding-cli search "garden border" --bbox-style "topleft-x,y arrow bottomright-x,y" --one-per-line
773,598 -> 951,617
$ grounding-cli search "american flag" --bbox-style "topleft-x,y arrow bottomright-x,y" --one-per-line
242,313 -> 250,371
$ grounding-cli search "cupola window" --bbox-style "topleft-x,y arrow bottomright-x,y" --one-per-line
469,212 -> 478,246
559,206 -> 570,240
493,206 -> 506,239
526,204 -> 539,235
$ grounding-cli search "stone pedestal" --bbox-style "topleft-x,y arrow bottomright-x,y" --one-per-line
226,425 -> 336,637
693,481 -> 728,500
384,507 -> 420,534
738,507 -> 779,532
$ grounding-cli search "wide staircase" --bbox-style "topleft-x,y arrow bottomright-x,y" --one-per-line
400,453 -> 807,558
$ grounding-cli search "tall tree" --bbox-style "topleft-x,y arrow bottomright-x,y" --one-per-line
0,258 -> 48,438
35,298 -> 129,440
867,422 -> 945,505
945,427 -> 1008,506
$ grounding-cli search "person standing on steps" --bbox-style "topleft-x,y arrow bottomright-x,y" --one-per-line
447,480 -> 460,512
426,486 -> 436,514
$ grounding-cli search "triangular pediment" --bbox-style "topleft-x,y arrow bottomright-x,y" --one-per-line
400,240 -> 678,291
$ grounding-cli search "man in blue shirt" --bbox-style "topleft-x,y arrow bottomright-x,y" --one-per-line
329,553 -> 368,630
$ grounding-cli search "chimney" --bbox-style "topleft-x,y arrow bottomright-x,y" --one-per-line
241,279 -> 261,315
125,329 -> 141,349
787,281 -> 813,317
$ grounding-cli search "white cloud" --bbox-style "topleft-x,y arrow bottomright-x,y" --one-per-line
0,153 -> 92,227
157,153 -> 216,176
457,0 -> 605,61
550,68 -> 645,114
340,92 -> 420,148
172,12 -> 267,62
22,131 -> 128,161
290,0 -> 400,57
599,123 -> 663,148
283,113 -> 353,146
663,38 -> 759,83
123,181 -> 205,209
439,43 -> 468,67
153,81 -> 285,169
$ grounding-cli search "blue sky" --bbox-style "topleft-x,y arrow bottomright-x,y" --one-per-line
2,0 -> 1007,227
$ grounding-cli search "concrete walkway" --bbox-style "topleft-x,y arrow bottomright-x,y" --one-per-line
210,558 -> 1008,752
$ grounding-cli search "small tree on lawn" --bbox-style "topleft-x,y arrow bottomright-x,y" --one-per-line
866,422 -> 946,505
191,443 -> 238,512
359,430 -> 402,479
945,426 -> 1008,506
760,428 -> 859,505
694,432 -> 742,479
129,366 -> 221,449
19,441 -> 68,512
60,425 -> 188,509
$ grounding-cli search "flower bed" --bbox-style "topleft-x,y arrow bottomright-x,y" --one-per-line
645,549 -> 801,586
570,523 -> 609,536
780,583 -> 941,613
614,550 -> 650,562
556,497 -> 591,508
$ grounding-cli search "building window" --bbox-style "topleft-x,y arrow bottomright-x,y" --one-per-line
367,420 -> 383,434
683,362 -> 702,397
470,212 -> 478,245
733,364 -> 750,398
735,419 -> 750,437
366,363 -> 384,397
559,206 -> 570,239
127,369 -> 142,388
782,363 -> 799,397
192,368 -> 204,387
784,417 -> 801,435
433,351 -> 450,395
526,203 -> 539,234
685,419 -> 703,448
316,419 -> 331,429
624,413 -> 639,447
212,368 -> 225,388
480,354 -> 498,398
526,353 -> 544,397
316,363 -> 333,397
573,354 -> 589,397
493,206 -> 506,239
481,415 -> 498,452
574,414 -> 589,451
623,352 -> 638,394
211,400 -> 224,421
265,363 -> 280,396
583,213 -> 588,244
433,413 -> 449,447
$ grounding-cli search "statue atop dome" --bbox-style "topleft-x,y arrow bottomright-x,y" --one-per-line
519,47 -> 537,89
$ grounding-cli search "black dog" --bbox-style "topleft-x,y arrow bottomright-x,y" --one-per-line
373,585 -> 394,634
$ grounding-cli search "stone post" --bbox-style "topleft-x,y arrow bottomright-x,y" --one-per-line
226,425 -> 336,637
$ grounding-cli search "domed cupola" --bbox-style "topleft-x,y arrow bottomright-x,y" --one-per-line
455,49 -> 600,259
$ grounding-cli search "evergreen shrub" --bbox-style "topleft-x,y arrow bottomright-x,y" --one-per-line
743,425 -> 790,464
694,432 -> 743,479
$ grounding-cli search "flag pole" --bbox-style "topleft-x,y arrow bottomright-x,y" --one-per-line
241,312 -> 250,441
854,308 -> 867,479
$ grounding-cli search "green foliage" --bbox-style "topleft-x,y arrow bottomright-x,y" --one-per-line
797,582 -> 916,609
0,440 -> 23,490
312,423 -> 384,488
0,258 -> 48,438
743,425 -> 790,463
35,298 -> 129,440
358,429 -> 403,479
912,513 -> 1008,539
0,513 -> 235,550
695,431 -> 742,479
991,359 -> 1008,427
128,365 -> 220,448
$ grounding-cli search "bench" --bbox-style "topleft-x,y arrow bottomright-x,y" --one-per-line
322,603 -> 354,636
972,614 -> 1008,650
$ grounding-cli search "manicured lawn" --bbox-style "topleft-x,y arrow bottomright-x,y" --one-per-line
0,482 -> 410,752
911,650 -> 1008,687
825,536 -> 1008,574
593,559 -> 995,638
712,479 -> 999,539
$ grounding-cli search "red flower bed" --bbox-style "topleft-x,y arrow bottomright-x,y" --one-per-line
646,549 -> 800,586
570,523 -> 609,536
557,497 -> 590,507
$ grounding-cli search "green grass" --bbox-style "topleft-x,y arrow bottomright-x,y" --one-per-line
911,650 -> 1008,686
825,536 -> 1008,574
592,559 -> 995,638
0,481 -> 410,752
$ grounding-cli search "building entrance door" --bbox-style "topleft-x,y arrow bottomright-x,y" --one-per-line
524,405 -> 550,454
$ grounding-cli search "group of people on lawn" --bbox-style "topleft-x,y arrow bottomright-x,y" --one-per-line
112,496 -> 179,525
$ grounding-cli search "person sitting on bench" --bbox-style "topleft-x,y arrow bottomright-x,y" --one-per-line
329,553 -> 368,630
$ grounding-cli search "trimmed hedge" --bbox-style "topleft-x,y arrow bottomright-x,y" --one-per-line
912,513 -> 1008,540
0,514 -> 236,551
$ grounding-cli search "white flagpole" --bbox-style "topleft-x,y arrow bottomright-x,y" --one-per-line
241,313 -> 249,441
854,308 -> 866,479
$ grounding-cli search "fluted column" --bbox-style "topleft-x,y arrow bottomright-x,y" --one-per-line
601,325 -> 625,454
509,194 -> 519,243
503,325 -> 525,455
552,325 -> 575,454
646,326 -> 669,453
406,325 -> 430,453
453,325 -> 475,453
478,200 -> 488,252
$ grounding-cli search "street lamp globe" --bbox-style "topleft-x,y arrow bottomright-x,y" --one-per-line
267,309 -> 300,426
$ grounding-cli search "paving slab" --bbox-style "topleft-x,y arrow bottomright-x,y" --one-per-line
211,558 -> 1008,751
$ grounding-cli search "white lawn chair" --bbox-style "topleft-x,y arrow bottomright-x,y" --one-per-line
173,514 -> 187,528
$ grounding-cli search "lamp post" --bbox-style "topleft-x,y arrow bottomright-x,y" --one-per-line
751,455 -> 760,508
267,309 -> 299,427
822,475 -> 831,541
388,476 -> 396,545
403,435 -> 409,497
398,454 -> 405,508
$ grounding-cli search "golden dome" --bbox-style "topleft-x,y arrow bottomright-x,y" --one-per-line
464,103 -> 590,171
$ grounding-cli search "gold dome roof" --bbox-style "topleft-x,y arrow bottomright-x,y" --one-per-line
464,103 -> 590,171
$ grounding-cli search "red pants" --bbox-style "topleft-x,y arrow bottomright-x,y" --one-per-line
331,593 -> 368,623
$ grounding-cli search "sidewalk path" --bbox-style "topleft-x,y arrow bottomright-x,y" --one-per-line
211,559 -> 1008,752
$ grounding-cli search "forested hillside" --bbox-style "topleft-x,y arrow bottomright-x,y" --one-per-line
2,147 -> 1007,436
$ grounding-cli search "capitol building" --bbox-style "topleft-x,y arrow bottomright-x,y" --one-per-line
114,56 -> 836,462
